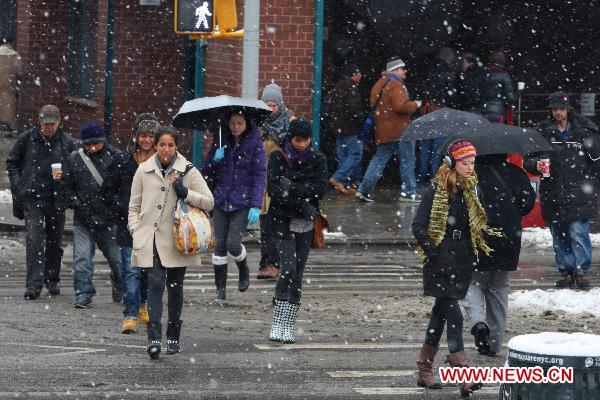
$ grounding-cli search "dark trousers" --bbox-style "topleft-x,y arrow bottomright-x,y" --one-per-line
259,214 -> 279,269
24,203 -> 65,293
274,230 -> 313,304
424,297 -> 465,353
146,243 -> 186,340
213,206 -> 249,258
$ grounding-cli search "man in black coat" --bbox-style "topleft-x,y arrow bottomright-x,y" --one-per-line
464,154 -> 535,356
55,122 -> 124,308
455,53 -> 484,114
480,51 -> 516,123
524,92 -> 600,290
6,105 -> 79,299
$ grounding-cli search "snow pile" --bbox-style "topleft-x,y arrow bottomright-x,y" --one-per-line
509,288 -> 600,317
323,230 -> 347,239
521,227 -> 600,248
508,332 -> 600,356
0,189 -> 12,204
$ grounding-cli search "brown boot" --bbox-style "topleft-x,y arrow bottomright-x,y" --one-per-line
446,351 -> 482,398
416,343 -> 442,389
329,178 -> 350,194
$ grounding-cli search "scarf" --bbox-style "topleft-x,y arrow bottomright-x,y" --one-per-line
283,139 -> 313,167
419,173 -> 503,261
262,106 -> 290,145
155,153 -> 177,177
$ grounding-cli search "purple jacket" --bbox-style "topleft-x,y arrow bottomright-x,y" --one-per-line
201,127 -> 266,209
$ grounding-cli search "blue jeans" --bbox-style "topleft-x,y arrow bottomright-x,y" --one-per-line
417,137 -> 444,181
358,140 -> 417,196
331,135 -> 363,185
121,247 -> 148,317
73,224 -> 123,300
548,220 -> 592,275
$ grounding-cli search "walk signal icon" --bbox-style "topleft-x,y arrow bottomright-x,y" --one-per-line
175,0 -> 215,34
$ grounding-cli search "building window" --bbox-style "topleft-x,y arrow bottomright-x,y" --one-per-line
0,0 -> 17,43
67,0 -> 98,100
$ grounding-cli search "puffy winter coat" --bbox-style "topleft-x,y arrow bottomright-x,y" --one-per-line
201,127 -> 266,210
476,156 -> 535,271
266,149 -> 328,239
481,64 -> 516,116
56,143 -> 122,228
524,114 -> 600,223
370,74 -> 419,144
128,153 -> 214,268
412,184 -> 477,300
328,77 -> 365,137
456,64 -> 484,113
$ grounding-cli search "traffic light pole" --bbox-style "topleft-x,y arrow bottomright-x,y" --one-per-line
241,0 -> 260,99
193,39 -> 207,168
310,0 -> 325,149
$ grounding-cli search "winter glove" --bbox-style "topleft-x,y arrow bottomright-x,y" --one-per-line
214,146 -> 226,163
247,207 -> 260,225
302,202 -> 318,220
172,177 -> 189,199
279,176 -> 292,196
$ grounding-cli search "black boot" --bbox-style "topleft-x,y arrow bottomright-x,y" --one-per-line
472,322 -> 493,356
166,320 -> 183,355
147,321 -> 162,360
213,262 -> 228,300
236,258 -> 250,292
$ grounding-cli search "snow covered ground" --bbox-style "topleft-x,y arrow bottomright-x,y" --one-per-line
509,287 -> 600,317
521,227 -> 600,248
0,189 -> 12,204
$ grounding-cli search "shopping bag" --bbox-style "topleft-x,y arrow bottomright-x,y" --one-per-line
173,199 -> 214,255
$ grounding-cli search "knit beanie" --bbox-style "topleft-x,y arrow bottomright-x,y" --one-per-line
386,57 -> 406,72
261,82 -> 284,109
80,122 -> 105,144
289,117 -> 311,139
449,140 -> 477,161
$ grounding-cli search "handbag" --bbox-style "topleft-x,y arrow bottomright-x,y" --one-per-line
173,164 -> 215,255
311,212 -> 329,249
358,76 -> 397,144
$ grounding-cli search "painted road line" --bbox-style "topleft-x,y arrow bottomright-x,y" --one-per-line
353,386 -> 500,395
328,370 -> 414,378
254,342 -> 476,350
3,343 -> 106,356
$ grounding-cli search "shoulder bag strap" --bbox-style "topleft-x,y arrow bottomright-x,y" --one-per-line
371,77 -> 396,112
78,148 -> 103,186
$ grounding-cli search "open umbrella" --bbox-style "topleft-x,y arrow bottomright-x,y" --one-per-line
172,95 -> 272,132
441,123 -> 555,155
401,108 -> 490,142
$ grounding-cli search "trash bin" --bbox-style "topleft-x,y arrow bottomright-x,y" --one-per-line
500,332 -> 600,400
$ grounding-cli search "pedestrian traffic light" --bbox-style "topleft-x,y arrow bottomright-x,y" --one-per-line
215,0 -> 238,31
175,0 -> 215,34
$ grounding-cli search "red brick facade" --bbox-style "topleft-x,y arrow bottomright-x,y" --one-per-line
14,0 -> 317,152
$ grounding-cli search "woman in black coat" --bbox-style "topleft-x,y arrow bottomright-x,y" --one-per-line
464,155 -> 535,357
266,117 -> 327,344
412,140 -> 501,398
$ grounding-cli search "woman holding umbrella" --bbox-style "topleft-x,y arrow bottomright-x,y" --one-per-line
267,118 -> 328,344
201,109 -> 266,300
412,140 -> 501,397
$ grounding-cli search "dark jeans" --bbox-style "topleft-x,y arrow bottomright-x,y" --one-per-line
548,219 -> 592,275
23,202 -> 65,293
424,297 -> 465,353
72,223 -> 122,300
213,206 -> 249,258
146,243 -> 186,341
331,135 -> 363,185
121,246 -> 148,317
259,214 -> 279,269
417,137 -> 444,181
275,230 -> 313,304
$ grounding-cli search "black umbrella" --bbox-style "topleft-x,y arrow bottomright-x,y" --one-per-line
172,95 -> 272,131
441,123 -> 555,155
401,108 -> 490,142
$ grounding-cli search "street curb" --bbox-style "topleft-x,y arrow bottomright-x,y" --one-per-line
0,222 -> 419,248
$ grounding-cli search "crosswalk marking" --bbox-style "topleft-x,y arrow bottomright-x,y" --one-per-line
328,370 -> 414,378
254,342 -> 476,350
353,386 -> 501,395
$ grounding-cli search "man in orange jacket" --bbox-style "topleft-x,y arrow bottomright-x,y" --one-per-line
356,57 -> 422,202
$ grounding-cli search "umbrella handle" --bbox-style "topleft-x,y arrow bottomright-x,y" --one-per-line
219,125 -> 222,148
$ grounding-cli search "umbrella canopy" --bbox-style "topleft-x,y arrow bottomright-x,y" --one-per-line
441,123 -> 555,156
401,108 -> 490,142
172,95 -> 272,130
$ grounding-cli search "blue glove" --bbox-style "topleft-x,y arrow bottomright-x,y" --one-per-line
247,207 -> 260,225
214,146 -> 226,163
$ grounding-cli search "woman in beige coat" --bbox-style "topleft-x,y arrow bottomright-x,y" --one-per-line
128,126 -> 213,360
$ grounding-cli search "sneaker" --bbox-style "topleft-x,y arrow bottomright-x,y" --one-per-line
47,282 -> 60,296
329,178 -> 350,194
138,304 -> 149,325
355,191 -> 374,203
147,340 -> 161,360
24,290 -> 39,300
399,192 -> 422,203
555,273 -> 575,288
575,270 -> 591,290
74,297 -> 92,309
112,285 -> 123,303
122,317 -> 138,334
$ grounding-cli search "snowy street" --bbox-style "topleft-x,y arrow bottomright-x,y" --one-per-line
0,232 -> 598,399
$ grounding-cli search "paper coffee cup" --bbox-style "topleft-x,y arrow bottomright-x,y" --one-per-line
51,163 -> 62,173
541,158 -> 550,178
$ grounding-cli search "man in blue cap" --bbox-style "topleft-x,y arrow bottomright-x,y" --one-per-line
56,122 -> 124,308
